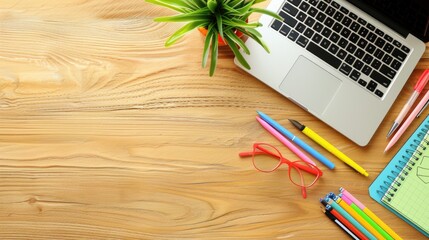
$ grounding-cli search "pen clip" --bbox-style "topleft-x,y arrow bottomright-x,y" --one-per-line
417,99 -> 429,118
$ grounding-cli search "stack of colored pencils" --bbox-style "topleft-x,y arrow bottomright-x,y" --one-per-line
320,188 -> 402,240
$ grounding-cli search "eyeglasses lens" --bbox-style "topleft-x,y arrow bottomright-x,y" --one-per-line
289,161 -> 319,187
252,144 -> 282,172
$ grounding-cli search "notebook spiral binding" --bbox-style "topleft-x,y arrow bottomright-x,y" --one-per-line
381,124 -> 429,202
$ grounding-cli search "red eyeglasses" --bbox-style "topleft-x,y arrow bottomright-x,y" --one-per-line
239,143 -> 322,198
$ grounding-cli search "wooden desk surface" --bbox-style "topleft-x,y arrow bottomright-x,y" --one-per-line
0,1 -> 428,239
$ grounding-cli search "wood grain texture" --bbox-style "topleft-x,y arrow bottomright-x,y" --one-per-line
0,1 -> 428,239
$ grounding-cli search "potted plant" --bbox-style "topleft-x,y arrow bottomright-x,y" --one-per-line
146,0 -> 282,76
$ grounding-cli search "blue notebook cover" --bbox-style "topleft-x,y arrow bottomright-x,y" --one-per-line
369,114 -> 429,237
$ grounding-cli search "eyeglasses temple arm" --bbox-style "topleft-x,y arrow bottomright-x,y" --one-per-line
238,151 -> 253,157
288,160 -> 321,176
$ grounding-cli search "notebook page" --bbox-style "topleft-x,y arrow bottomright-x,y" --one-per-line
381,131 -> 429,234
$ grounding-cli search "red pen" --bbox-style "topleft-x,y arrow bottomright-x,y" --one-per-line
387,69 -> 429,138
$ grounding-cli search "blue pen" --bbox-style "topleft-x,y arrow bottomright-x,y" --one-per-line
257,111 -> 335,169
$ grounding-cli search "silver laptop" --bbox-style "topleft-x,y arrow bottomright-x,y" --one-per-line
235,0 -> 428,146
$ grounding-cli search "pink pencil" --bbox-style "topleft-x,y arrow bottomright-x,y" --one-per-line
385,88 -> 429,152
256,116 -> 317,165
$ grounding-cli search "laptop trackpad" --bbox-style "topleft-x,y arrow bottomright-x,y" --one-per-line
279,56 -> 342,115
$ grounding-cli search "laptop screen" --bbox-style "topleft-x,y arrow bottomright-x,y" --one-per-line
349,0 -> 429,42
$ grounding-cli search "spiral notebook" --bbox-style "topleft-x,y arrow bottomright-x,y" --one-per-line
369,114 -> 429,237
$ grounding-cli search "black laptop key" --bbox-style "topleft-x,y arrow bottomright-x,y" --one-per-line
332,22 -> 343,33
392,48 -> 407,62
350,22 -> 360,32
288,0 -> 302,7
307,42 -> 342,69
341,16 -> 352,27
383,43 -> 394,53
363,54 -> 373,64
358,27 -> 369,38
280,24 -> 291,36
391,59 -> 401,71
353,60 -> 364,70
392,40 -> 402,48
358,79 -> 367,87
297,35 -> 309,47
321,38 -> 331,49
271,20 -> 283,31
312,33 -> 322,43
338,38 -> 348,48
374,49 -> 384,60
384,34 -> 393,42
340,63 -> 352,76
341,28 -> 351,38
324,17 -> 335,28
366,32 -> 377,42
371,70 -> 391,88
365,43 -> 376,54
321,28 -> 332,38
357,18 -> 367,26
299,2 -> 310,11
283,3 -> 299,16
308,0 -> 318,6
375,38 -> 386,48
314,22 -> 324,32
362,65 -> 372,76
297,12 -> 307,22
331,1 -> 340,9
288,30 -> 300,41
349,33 -> 359,43
337,49 -> 347,60
306,7 -> 316,18
366,23 -> 375,31
375,29 -> 384,37
382,54 -> 393,65
333,11 -> 344,21
280,12 -> 298,28
354,48 -> 365,59
350,70 -> 360,81
357,38 -> 368,49
305,17 -> 316,27
329,32 -> 340,43
304,28 -> 315,38
375,89 -> 384,98
380,64 -> 396,79
316,12 -> 327,22
328,44 -> 339,54
366,81 -> 377,92
401,45 -> 410,53
346,43 -> 357,54
345,55 -> 356,65
296,23 -> 306,33
325,6 -> 335,16
349,12 -> 358,20
371,59 -> 382,70
340,6 -> 349,14
317,1 -> 328,11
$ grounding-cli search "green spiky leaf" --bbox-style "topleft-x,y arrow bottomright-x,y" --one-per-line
146,0 -> 281,76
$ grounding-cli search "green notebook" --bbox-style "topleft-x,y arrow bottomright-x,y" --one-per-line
370,115 -> 429,237
381,129 -> 429,235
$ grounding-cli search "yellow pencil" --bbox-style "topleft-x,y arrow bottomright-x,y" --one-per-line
289,119 -> 369,177
336,197 -> 384,239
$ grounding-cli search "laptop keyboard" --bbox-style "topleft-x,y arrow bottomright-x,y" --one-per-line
270,0 -> 411,98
